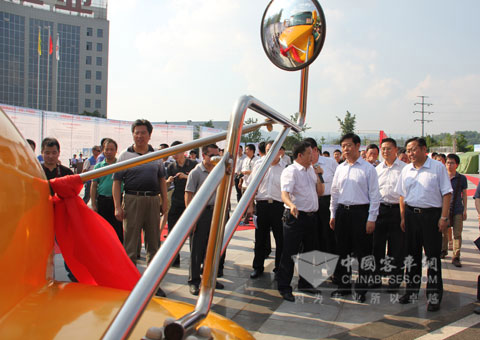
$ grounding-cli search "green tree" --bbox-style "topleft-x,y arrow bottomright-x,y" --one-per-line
202,120 -> 214,128
282,113 -> 312,151
455,133 -> 470,152
241,118 -> 263,143
336,110 -> 356,136
80,110 -> 102,117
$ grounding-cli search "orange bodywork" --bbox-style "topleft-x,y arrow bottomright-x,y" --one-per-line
0,110 -> 253,339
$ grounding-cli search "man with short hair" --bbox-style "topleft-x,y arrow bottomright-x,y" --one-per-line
166,140 -> 197,267
249,141 -> 285,279
82,145 -> 102,204
304,137 -> 338,254
397,147 -> 409,163
280,146 -> 292,166
91,138 -> 123,243
442,153 -> 467,267
366,144 -> 380,167
322,150 -> 330,157
241,144 -> 259,190
277,140 -> 324,301
40,137 -> 75,281
395,137 -> 452,312
185,144 -> 225,295
333,149 -> 343,164
330,134 -> 381,302
112,119 -> 168,297
372,138 -> 406,291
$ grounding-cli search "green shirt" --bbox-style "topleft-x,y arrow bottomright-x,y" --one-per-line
94,159 -> 121,197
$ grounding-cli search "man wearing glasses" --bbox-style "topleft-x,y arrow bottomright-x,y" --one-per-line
185,144 -> 225,295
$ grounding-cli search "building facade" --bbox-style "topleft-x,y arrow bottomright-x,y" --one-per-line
0,0 -> 109,117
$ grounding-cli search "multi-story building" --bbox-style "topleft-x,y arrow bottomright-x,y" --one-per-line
0,0 -> 109,117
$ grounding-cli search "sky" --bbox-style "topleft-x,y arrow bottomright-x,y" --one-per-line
107,0 -> 480,139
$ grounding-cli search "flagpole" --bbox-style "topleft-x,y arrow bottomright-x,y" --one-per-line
55,33 -> 59,112
46,26 -> 51,111
37,26 -> 41,109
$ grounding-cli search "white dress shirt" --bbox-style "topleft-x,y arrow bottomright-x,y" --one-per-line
281,161 -> 319,212
235,154 -> 246,174
395,157 -> 453,208
251,158 -> 285,202
241,155 -> 259,188
330,157 -> 381,222
376,158 -> 406,204
315,155 -> 338,196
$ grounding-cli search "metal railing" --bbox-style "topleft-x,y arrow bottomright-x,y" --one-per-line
101,95 -> 301,340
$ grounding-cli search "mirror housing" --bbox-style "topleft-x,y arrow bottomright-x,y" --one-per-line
261,0 -> 326,71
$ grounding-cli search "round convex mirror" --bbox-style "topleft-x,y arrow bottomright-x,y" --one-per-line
261,0 -> 326,71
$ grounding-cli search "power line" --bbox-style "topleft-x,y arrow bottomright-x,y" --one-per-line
413,95 -> 433,137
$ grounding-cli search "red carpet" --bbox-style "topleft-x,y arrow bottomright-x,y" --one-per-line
465,175 -> 479,197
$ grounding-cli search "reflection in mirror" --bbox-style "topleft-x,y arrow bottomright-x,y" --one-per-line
261,0 -> 326,71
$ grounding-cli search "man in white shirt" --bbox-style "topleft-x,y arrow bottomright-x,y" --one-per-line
280,146 -> 292,166
241,144 -> 259,190
395,137 -> 452,312
373,138 -> 406,292
277,140 -> 324,301
329,133 -> 381,303
305,137 -> 338,254
234,145 -> 246,202
248,141 -> 285,279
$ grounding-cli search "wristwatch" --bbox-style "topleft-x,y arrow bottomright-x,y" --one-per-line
440,216 -> 448,221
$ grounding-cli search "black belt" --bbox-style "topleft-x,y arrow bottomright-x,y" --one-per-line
205,205 -> 215,209
381,202 -> 399,208
98,195 -> 113,199
257,199 -> 282,204
286,209 -> 316,217
406,205 -> 441,214
339,204 -> 369,210
125,190 -> 160,196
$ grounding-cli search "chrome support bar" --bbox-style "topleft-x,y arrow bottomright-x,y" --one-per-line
165,96 -> 298,339
298,67 -> 309,127
102,155 -> 228,340
80,121 -> 269,182
221,126 -> 290,255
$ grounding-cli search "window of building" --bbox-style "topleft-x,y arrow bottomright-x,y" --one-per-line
95,99 -> 101,109
85,84 -> 91,93
86,41 -> 92,50
96,71 -> 101,80
87,27 -> 93,36
95,85 -> 101,94
97,28 -> 103,38
85,99 -> 91,107
85,70 -> 91,79
96,57 -> 102,66
86,56 -> 92,65
96,43 -> 103,52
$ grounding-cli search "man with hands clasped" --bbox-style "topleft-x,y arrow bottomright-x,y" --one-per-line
329,133 -> 381,303
395,137 -> 452,312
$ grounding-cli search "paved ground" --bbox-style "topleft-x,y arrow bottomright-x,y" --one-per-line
56,175 -> 480,339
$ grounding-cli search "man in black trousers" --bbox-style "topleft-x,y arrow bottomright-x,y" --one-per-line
395,137 -> 452,312
329,133 -> 381,303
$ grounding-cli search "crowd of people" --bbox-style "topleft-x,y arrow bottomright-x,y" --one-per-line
31,119 -> 479,312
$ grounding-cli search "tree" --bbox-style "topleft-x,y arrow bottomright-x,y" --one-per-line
202,120 -> 214,128
241,118 -> 263,143
455,133 -> 469,152
80,110 -> 102,118
282,113 -> 311,151
336,110 -> 356,136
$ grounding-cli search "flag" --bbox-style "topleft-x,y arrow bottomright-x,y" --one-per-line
37,28 -> 41,56
379,130 -> 387,145
49,34 -> 53,55
56,34 -> 60,61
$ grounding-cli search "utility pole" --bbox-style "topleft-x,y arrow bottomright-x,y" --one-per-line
413,96 -> 433,137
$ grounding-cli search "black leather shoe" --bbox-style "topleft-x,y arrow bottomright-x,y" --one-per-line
331,289 -> 351,298
189,284 -> 200,296
155,288 -> 166,297
399,293 -> 417,304
280,291 -> 295,302
250,269 -> 264,279
452,257 -> 462,267
172,256 -> 180,268
353,292 -> 366,303
427,303 -> 440,312
215,281 -> 224,290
